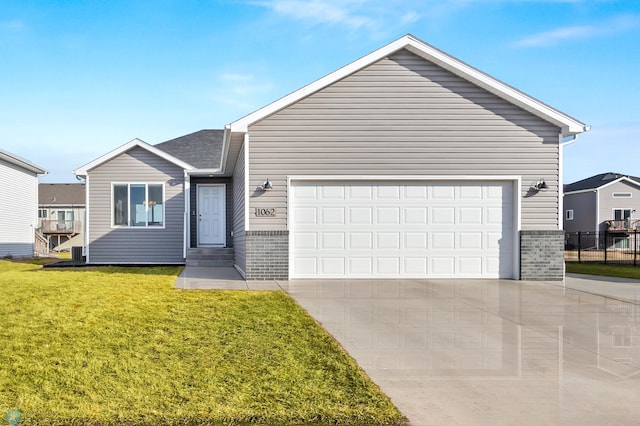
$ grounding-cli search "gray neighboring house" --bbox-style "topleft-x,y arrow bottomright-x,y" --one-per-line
0,148 -> 47,258
75,34 -> 590,280
38,183 -> 86,252
564,173 -> 640,235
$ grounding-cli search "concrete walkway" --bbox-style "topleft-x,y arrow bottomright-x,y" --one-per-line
562,273 -> 640,303
174,266 -> 282,290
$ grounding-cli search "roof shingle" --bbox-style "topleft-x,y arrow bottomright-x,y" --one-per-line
154,129 -> 224,169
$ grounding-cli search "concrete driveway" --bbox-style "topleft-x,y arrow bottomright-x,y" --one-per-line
282,277 -> 640,425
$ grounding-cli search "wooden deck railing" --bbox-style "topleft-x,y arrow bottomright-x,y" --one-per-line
39,220 -> 82,234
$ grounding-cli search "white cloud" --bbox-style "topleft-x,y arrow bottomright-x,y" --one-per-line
0,20 -> 24,31
252,0 -> 375,29
214,72 -> 274,109
514,14 -> 640,47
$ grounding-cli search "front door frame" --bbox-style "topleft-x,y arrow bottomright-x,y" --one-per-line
196,183 -> 226,247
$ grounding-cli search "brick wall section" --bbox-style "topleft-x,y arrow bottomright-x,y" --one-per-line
520,230 -> 565,281
245,230 -> 289,280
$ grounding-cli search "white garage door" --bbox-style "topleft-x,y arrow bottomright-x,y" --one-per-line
290,180 -> 515,279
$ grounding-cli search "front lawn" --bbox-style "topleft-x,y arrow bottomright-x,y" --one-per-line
566,262 -> 640,280
0,261 -> 404,425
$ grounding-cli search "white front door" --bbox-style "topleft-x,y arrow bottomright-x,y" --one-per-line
197,185 -> 225,246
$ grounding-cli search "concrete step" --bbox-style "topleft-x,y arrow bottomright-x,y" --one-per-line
187,247 -> 234,255
185,259 -> 235,267
186,247 -> 234,267
187,253 -> 234,261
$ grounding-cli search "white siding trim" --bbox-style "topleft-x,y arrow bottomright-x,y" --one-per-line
85,175 -> 90,263
596,188 -> 601,230
184,171 -> 190,258
558,133 -> 564,230
244,133 -> 250,231
75,139 -> 193,176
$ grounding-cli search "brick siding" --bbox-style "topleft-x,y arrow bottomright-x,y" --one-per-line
245,230 -> 289,280
520,230 -> 564,280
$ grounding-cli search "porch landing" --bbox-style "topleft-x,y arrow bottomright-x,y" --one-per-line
175,266 -> 283,290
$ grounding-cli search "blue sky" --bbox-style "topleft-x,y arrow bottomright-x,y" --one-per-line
1,0 -> 638,183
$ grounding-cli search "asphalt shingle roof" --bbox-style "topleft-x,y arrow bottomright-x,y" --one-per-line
39,183 -> 86,205
564,172 -> 640,193
154,129 -> 224,169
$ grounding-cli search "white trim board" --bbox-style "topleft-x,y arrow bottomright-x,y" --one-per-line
74,139 -> 194,176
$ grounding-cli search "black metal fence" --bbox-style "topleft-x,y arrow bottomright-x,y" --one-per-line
565,230 -> 640,266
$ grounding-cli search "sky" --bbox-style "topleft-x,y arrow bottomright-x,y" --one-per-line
1,0 -> 638,184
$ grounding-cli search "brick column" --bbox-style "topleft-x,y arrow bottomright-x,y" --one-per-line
245,230 -> 289,280
520,230 -> 564,280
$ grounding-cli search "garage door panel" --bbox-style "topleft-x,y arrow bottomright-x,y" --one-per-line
349,207 -> 373,224
290,181 -> 515,279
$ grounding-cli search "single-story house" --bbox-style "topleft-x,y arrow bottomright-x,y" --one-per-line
74,34 -> 589,280
564,173 -> 640,233
0,148 -> 47,258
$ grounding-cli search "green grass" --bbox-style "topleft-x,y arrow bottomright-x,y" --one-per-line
566,262 -> 640,280
0,261 -> 405,425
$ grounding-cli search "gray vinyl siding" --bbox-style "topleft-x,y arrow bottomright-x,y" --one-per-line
0,158 -> 38,257
189,177 -> 233,248
597,181 -> 640,230
564,191 -> 597,232
87,147 -> 185,263
233,143 -> 246,273
247,49 -> 562,231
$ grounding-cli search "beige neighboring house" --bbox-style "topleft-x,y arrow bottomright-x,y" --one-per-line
38,183 -> 85,252
0,148 -> 47,257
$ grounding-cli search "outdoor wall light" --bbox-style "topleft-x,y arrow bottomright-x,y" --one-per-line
261,179 -> 273,191
530,178 -> 548,192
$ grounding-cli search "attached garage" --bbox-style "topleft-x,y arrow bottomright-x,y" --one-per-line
289,178 -> 519,279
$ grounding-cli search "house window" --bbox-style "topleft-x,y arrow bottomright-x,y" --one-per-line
565,209 -> 574,221
613,209 -> 632,221
613,192 -> 632,198
112,183 -> 164,227
38,209 -> 48,219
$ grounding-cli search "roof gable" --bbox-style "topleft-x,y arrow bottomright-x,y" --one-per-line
229,34 -> 589,137
564,172 -> 640,194
0,148 -> 47,175
74,138 -> 194,176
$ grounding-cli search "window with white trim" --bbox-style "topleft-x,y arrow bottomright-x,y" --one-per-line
113,183 -> 164,227
613,208 -> 632,221
613,192 -> 632,198
565,209 -> 574,221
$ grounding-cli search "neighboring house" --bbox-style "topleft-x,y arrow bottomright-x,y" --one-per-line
74,34 -> 589,280
0,148 -> 47,258
38,183 -> 86,252
564,173 -> 640,233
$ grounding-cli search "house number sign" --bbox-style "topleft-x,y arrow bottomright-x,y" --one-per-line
255,208 -> 276,217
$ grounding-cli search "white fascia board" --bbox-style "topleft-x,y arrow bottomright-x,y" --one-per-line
185,169 -> 223,176
0,149 -> 47,174
597,176 -> 640,191
74,138 -> 194,176
228,34 -> 589,137
564,188 -> 598,196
